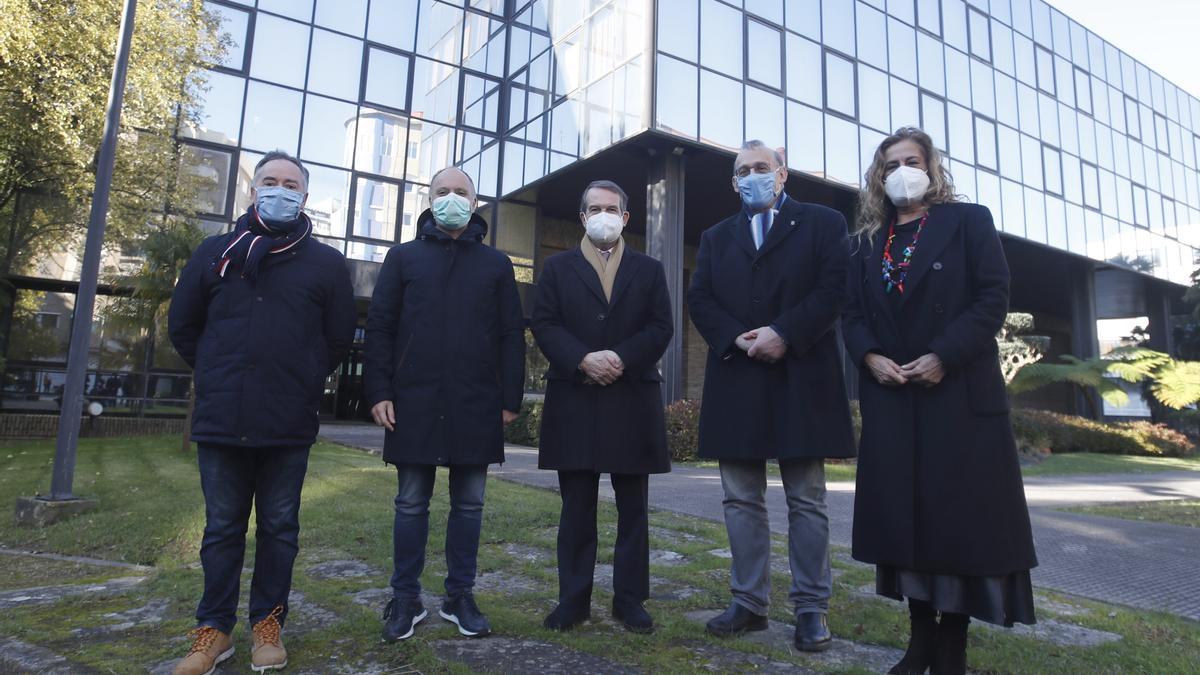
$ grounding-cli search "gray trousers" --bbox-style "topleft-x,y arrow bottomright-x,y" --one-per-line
718,458 -> 831,617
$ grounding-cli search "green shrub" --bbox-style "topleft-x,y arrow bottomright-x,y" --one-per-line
1010,408 -> 1194,458
504,399 -> 543,447
665,398 -> 702,461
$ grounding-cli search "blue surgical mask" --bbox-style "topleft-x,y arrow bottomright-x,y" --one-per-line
255,185 -> 305,225
431,193 -> 474,230
737,171 -> 778,210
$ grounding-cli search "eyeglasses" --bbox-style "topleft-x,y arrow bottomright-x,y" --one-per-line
734,163 -> 777,178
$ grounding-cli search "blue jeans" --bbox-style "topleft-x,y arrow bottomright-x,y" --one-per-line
391,463 -> 488,599
195,443 -> 310,634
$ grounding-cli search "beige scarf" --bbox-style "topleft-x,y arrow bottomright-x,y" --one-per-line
579,235 -> 624,302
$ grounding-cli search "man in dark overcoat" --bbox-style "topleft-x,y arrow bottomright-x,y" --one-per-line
687,141 -> 856,652
531,180 -> 673,634
168,151 -> 356,674
364,167 -> 525,642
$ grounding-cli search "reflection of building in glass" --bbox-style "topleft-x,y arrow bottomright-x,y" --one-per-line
7,0 -> 1187,422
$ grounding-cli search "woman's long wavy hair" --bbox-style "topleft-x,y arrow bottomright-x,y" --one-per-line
855,127 -> 959,244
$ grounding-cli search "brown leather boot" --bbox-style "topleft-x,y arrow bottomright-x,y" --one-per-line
173,626 -> 234,675
251,606 -> 288,672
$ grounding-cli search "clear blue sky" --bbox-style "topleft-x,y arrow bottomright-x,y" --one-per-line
1047,0 -> 1200,100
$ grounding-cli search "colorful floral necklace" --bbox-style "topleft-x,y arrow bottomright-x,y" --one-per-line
880,213 -> 927,294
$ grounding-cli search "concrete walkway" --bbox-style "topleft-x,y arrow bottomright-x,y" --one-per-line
319,424 -> 1200,621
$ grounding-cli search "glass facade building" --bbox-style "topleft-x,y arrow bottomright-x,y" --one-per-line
8,0 -> 1195,417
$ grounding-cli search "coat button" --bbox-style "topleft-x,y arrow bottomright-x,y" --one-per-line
248,364 -> 256,370
240,436 -> 248,441
753,262 -> 761,270
597,312 -> 606,320
934,303 -> 945,314
752,298 -> 761,304
932,261 -> 943,271
256,296 -> 263,302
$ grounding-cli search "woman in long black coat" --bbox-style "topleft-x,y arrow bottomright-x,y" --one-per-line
843,127 -> 1037,675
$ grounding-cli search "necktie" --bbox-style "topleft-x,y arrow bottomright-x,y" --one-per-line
752,210 -> 774,249
600,249 -> 612,263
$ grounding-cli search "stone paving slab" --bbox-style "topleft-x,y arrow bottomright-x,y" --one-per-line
306,559 -> 382,580
978,617 -> 1122,647
0,637 -> 86,675
431,636 -> 640,674
0,575 -> 148,610
71,598 -> 171,638
683,610 -> 905,674
681,640 -> 822,673
0,547 -> 152,572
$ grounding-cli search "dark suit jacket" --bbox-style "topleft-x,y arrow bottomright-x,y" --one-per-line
843,202 -> 1037,576
531,245 -> 672,474
686,195 -> 856,460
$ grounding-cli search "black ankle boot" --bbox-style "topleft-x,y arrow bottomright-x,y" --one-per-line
888,599 -> 937,674
931,612 -> 969,675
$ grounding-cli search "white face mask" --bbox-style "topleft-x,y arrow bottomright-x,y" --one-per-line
584,212 -> 624,244
884,165 -> 931,208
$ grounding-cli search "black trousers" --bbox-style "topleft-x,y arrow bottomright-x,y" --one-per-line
555,471 -> 649,609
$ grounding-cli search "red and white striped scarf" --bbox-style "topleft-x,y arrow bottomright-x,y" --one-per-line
215,207 -> 311,280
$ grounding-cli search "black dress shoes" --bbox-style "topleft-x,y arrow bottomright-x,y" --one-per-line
542,603 -> 590,631
613,601 -> 654,634
794,612 -> 833,652
705,603 -> 769,637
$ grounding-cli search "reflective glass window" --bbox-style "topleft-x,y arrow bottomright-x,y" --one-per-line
823,0 -> 856,56
180,144 -> 231,216
352,176 -> 400,242
701,0 -> 743,78
1133,184 -> 1148,226
991,20 -> 1013,76
917,0 -> 940,36
355,108 -> 409,179
786,0 -> 821,41
746,0 -> 783,24
656,55 -> 698,138
747,19 -> 783,90
917,33 -> 945,95
949,104 -> 974,164
745,87 -> 785,149
1017,82 -> 1038,135
862,127 -> 887,187
410,58 -> 460,127
259,0 -> 312,21
857,3 -> 888,69
1013,34 -> 1035,86
1099,168 -> 1118,216
1038,92 -> 1059,147
1011,0 -> 1032,36
1034,45 -> 1054,95
1019,133 -> 1041,189
889,77 -> 919,130
971,60 -> 995,118
994,72 -> 1017,128
999,178 -> 1025,236
942,0 -> 967,52
977,168 -> 1001,217
998,124 -> 1021,180
1043,144 -> 1062,194
1077,114 -> 1096,163
858,65 -> 890,132
824,114 -> 860,186
463,13 -> 507,78
786,34 -> 823,107
1066,202 -> 1086,251
1154,113 -> 1169,155
315,0 -> 367,36
1046,194 -> 1067,250
1081,161 -> 1100,209
1023,185 -> 1046,243
190,71 -> 244,145
304,164 -> 349,238
1061,151 -> 1082,203
824,51 -> 856,118
368,0 -> 419,51
968,7 -> 990,61
242,81 -> 303,153
234,151 -> 262,215
205,2 -> 249,70
1124,96 -> 1140,140
1031,0 -> 1051,46
887,0 -> 914,25
1057,103 -> 1078,156
975,115 -> 997,171
787,102 -> 825,176
887,18 -> 917,83
418,1 -> 464,65
920,92 -> 947,151
461,74 -> 502,133
699,71 -> 743,150
945,48 -> 971,107
300,94 -> 357,168
1050,7 -> 1070,56
249,14 -> 310,89
364,48 -> 412,112
658,0 -> 698,62
1091,76 -> 1108,125
307,29 -> 361,101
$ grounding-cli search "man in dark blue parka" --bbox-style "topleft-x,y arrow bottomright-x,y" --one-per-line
365,167 -> 525,642
167,151 -> 356,675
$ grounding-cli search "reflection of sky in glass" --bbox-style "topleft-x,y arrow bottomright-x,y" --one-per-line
314,0 -> 366,36
300,94 -> 357,168
258,0 -> 312,22
307,29 -> 362,101
304,163 -> 350,238
747,20 -> 781,90
250,14 -> 310,89
242,82 -> 302,153
699,0 -> 741,78
655,54 -> 697,138
206,2 -> 248,70
699,71 -> 742,150
367,0 -> 418,51
787,101 -> 824,177
192,71 -> 244,144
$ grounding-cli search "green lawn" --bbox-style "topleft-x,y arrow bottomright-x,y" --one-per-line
2,437 -> 1200,673
1062,500 -> 1200,528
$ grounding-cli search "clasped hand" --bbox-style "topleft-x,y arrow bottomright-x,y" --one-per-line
864,352 -> 944,387
579,350 -> 624,385
736,326 -> 787,363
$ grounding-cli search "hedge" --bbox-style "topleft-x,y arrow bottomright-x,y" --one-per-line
506,398 -> 1194,460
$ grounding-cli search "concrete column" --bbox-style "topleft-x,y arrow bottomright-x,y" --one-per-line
1069,261 -> 1100,418
1143,282 -> 1174,355
645,150 -> 686,404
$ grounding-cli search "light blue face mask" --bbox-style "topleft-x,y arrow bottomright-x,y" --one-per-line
737,171 -> 778,211
255,185 -> 305,225
431,193 -> 473,230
